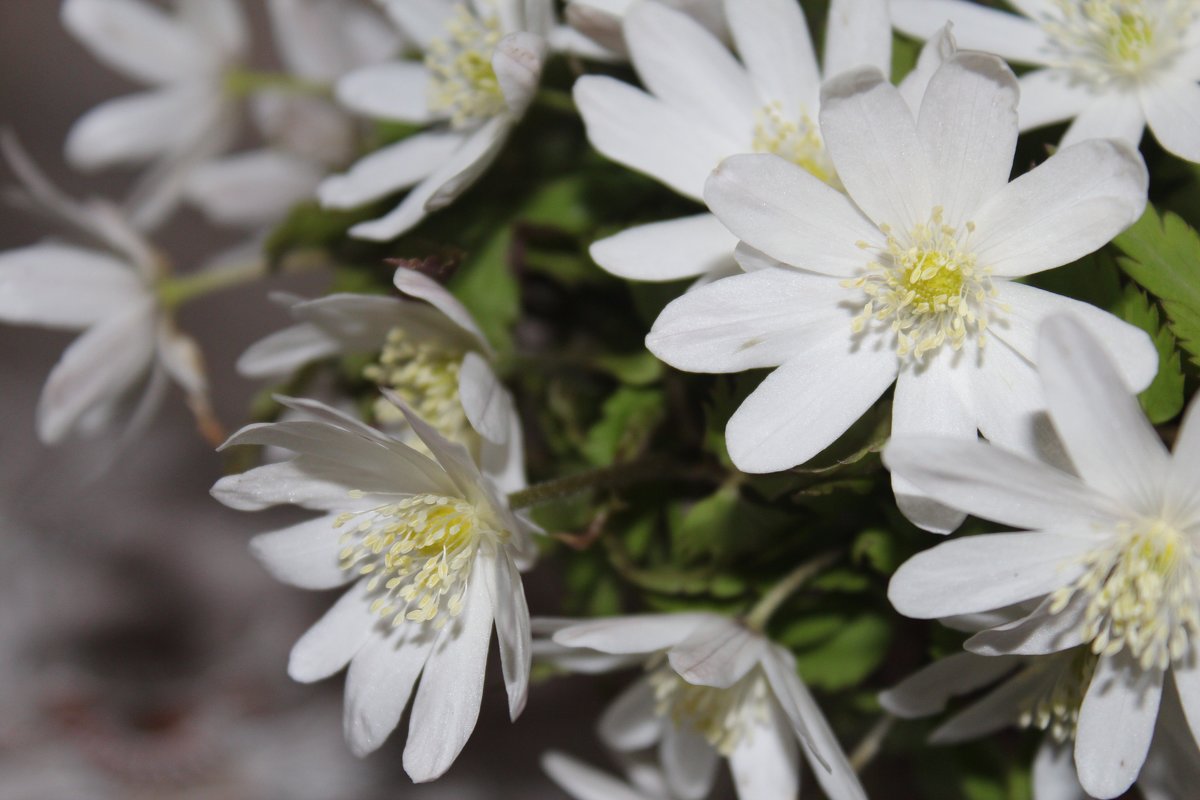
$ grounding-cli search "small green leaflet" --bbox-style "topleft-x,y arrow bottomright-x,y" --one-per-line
1115,285 -> 1185,423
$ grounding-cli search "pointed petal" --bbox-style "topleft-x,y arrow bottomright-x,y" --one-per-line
898,23 -> 957,116
493,31 -> 545,115
319,130 -> 463,208
668,617 -> 767,689
211,461 -> 361,512
0,244 -> 143,329
964,592 -> 1087,656
930,665 -> 1048,742
726,0 -> 819,117
590,214 -> 737,282
1060,92 -> 1145,149
1142,76 -> 1200,163
344,623 -> 438,756
184,149 -> 323,227
65,86 -> 220,170
661,724 -> 719,800
1168,397 -> 1200,523
236,323 -> 342,380
823,0 -> 892,79
1168,656 -> 1200,751
288,581 -> 378,683
542,752 -> 653,800
61,0 -> 216,84
249,516 -> 350,590
1018,69 -> 1098,131
336,61 -> 435,123
553,613 -> 714,655
1032,739 -> 1087,800
459,352 -> 514,446
393,267 -> 490,352
891,0 -> 1053,65
879,652 -> 1021,717
1075,656 -> 1163,799
730,702 -> 800,800
598,678 -> 662,751
484,550 -> 531,720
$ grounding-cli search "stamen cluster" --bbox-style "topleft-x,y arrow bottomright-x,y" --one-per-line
648,663 -> 770,755
1043,0 -> 1194,84
363,327 -> 469,442
1017,651 -> 1098,742
425,4 -> 507,129
752,103 -> 840,188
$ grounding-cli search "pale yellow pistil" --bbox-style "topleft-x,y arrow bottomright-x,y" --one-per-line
1049,519 -> 1200,671
1017,650 -> 1097,743
752,102 -> 840,189
426,4 -> 506,129
363,327 -> 469,444
843,208 -> 996,360
337,493 -> 501,628
649,663 -> 769,755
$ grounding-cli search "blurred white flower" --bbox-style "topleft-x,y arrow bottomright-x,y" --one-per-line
544,613 -> 867,800
891,0 -> 1200,163
555,0 -> 727,60
0,138 -> 216,445
646,51 -> 1155,533
211,395 -> 536,780
318,0 -> 552,241
543,751 -> 676,800
574,0 -> 893,283
239,267 -> 525,492
885,316 -> 1200,798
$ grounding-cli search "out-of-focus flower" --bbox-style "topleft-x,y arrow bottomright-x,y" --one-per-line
542,751 -> 677,800
212,395 -> 536,780
574,0 -> 893,284
891,0 -> 1200,163
238,267 -> 525,491
646,51 -> 1155,533
885,316 -> 1200,798
318,0 -> 552,241
0,138 -> 217,445
555,0 -> 727,59
544,612 -> 867,800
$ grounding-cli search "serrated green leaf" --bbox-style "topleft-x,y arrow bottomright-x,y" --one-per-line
1112,205 -> 1200,366
582,387 -> 666,466
1114,284 -> 1185,423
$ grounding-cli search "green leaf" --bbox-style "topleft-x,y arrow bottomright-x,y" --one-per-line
447,222 -> 519,357
789,613 -> 892,690
581,387 -> 666,466
592,351 -> 663,386
1114,284 -> 1185,423
671,485 -> 796,564
1113,205 -> 1200,366
852,528 -> 902,575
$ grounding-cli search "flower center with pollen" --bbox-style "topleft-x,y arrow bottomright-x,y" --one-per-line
1049,518 -> 1200,671
363,328 -> 470,445
425,4 -> 506,129
1017,650 -> 1097,743
752,103 -> 840,188
1042,0 -> 1194,84
336,493 -> 504,628
843,208 -> 996,360
648,664 -> 769,755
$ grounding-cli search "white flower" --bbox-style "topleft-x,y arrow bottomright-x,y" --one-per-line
645,49 -> 1156,533
183,0 -> 402,229
891,0 -> 1200,163
0,137 -> 215,445
211,394 -> 536,779
318,0 -> 552,241
572,0 -> 894,283
542,751 -> 674,800
239,267 -> 525,492
61,0 -> 249,229
555,0 -> 728,60
884,315 -> 1200,798
544,613 -> 867,800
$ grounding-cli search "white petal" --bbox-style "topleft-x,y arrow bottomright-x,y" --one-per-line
726,333 -> 898,473
483,550 -> 530,720
185,149 -> 323,227
210,460 -> 361,512
891,0 -> 1053,65
1033,739 -> 1088,800
964,592 -> 1087,656
336,61 -> 435,123
624,2 -> 758,143
344,623 -> 438,757
319,130 -> 463,209
599,678 -> 662,751
574,75 -> 735,201
646,268 -> 856,374
990,282 -> 1158,393
459,352 -> 514,445
61,0 -> 215,84
288,582 -> 378,683
1141,76 -> 1200,163
1168,397 -> 1200,523
704,153 -> 882,276
823,0 -> 893,79
237,323 -> 342,380
65,86 -> 221,170
37,299 -> 156,444
176,0 -> 247,57
552,613 -> 714,654
1075,656 -> 1163,799
887,530 -> 1094,619
729,701 -> 800,800
930,665 -> 1048,743
249,516 -> 349,590
898,23 -> 957,116
1038,316 -> 1170,511
393,267 -> 491,351
542,752 -> 653,800
1017,69 -> 1098,132
917,53 -> 1019,228
1060,92 -> 1146,149
590,214 -> 737,281
493,32 -> 545,115
661,725 -> 719,800
382,0 -> 455,49
0,244 -> 143,329
667,617 -> 767,689
403,576 -> 495,781
970,139 -> 1148,278
726,0 -> 819,117
1170,658 -> 1200,757
819,67 -> 933,232
879,652 -> 1020,717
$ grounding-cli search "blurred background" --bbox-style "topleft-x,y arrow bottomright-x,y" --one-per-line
0,2 -> 613,797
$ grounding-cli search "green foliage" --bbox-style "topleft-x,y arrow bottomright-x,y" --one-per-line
581,387 -> 666,466
1115,284 -> 1186,422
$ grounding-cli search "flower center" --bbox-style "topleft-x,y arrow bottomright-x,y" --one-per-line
362,327 -> 470,446
425,4 -> 507,129
336,493 -> 503,628
752,103 -> 840,188
843,208 -> 996,360
1042,0 -> 1194,83
1017,650 -> 1097,742
1049,518 -> 1200,670
648,663 -> 769,755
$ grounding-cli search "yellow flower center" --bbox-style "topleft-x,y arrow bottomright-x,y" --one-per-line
1043,0 -> 1194,83
425,4 -> 507,129
752,102 -> 841,189
336,493 -> 505,628
1017,650 -> 1097,743
1049,518 -> 1200,671
843,208 -> 996,360
363,327 -> 471,447
648,663 -> 769,755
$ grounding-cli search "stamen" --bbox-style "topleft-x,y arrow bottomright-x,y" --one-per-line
363,327 -> 470,445
1016,650 -> 1097,743
426,4 -> 507,128
1042,0 -> 1195,83
752,102 -> 840,188
648,662 -> 770,755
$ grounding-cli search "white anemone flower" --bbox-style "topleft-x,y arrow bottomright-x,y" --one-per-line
211,394 -> 536,779
881,646 -> 1200,800
545,613 -> 867,800
184,0 -> 402,228
891,0 -> 1200,163
238,268 -> 525,492
885,316 -> 1200,798
646,50 -> 1157,533
543,751 -> 677,800
573,0 -> 894,283
556,0 -> 728,59
61,0 -> 248,229
318,0 -> 553,241
0,138 -> 215,446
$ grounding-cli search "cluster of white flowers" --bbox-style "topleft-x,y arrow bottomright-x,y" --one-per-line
2,0 -> 1198,798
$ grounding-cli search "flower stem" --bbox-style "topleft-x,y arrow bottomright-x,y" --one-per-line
849,714 -> 894,773
158,260 -> 269,310
224,69 -> 330,99
744,550 -> 841,631
534,88 -> 577,115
